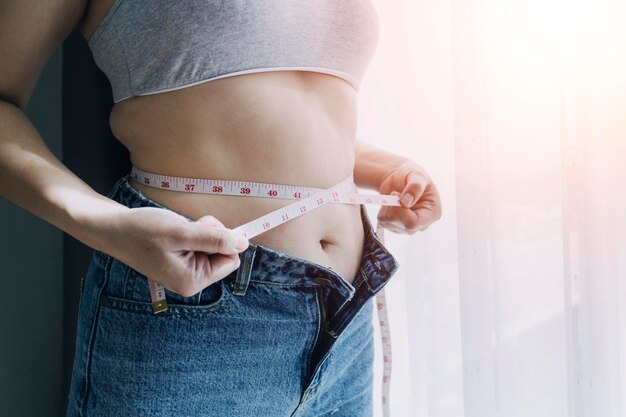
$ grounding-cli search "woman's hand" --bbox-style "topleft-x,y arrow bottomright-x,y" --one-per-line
101,207 -> 249,297
376,160 -> 442,234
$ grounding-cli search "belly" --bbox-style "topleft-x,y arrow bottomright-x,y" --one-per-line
112,71 -> 365,285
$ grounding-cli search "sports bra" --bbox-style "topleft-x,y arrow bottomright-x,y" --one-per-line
87,0 -> 380,103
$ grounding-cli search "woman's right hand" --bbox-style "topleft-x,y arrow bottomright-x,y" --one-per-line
0,1 -> 249,299
101,207 -> 250,298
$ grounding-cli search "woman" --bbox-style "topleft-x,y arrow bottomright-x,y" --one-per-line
0,0 -> 442,416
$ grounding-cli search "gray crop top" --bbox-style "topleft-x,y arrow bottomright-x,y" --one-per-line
87,0 -> 380,103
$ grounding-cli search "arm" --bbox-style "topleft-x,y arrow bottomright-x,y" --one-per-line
354,139 -> 442,232
0,0 -> 129,254
1,1 -> 248,297
353,138 -> 410,191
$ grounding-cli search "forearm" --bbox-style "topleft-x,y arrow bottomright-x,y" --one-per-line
353,139 -> 410,191
0,99 -> 129,253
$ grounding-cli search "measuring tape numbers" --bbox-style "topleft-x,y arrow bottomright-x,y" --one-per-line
375,222 -> 393,417
129,165 -> 398,416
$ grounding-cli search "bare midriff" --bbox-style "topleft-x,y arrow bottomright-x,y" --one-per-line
80,1 -> 366,285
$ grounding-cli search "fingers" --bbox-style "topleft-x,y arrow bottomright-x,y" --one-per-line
378,205 -> 421,233
196,214 -> 227,229
183,217 -> 249,255
171,251 -> 241,296
399,171 -> 428,209
379,191 -> 440,232
206,253 -> 241,283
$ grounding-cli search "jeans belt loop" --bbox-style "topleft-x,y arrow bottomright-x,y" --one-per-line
231,245 -> 256,296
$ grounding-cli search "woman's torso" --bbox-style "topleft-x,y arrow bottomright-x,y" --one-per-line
79,0 -> 369,285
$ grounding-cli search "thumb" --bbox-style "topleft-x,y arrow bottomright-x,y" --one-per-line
186,221 -> 249,255
196,214 -> 227,229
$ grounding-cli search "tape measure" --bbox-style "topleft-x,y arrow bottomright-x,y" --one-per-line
375,222 -> 393,417
130,165 -> 397,416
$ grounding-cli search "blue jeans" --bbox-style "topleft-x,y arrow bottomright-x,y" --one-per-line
66,174 -> 399,417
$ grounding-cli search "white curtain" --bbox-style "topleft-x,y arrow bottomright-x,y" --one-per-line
358,0 -> 626,416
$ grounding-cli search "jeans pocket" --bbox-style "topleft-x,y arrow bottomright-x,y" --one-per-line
100,256 -> 234,315
85,281 -> 312,416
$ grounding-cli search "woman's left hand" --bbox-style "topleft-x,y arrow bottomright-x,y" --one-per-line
376,160 -> 442,234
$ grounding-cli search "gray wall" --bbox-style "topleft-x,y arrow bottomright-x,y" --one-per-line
60,28 -> 130,416
0,27 -> 130,417
0,48 -> 64,416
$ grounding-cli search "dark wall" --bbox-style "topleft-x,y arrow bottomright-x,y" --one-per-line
60,29 -> 131,415
0,47 -> 64,416
0,28 -> 130,417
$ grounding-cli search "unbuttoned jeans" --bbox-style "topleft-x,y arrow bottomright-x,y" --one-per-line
65,174 -> 399,417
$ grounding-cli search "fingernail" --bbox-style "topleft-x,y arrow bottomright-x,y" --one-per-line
401,193 -> 415,206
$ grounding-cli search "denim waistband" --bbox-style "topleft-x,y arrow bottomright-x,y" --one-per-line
93,174 -> 399,300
